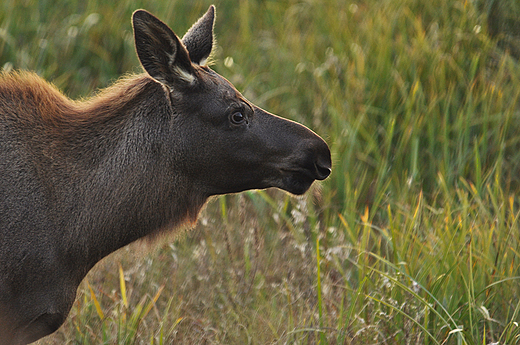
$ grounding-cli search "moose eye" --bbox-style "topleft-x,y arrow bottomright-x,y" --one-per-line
230,111 -> 246,125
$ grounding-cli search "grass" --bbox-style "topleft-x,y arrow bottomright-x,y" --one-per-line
1,0 -> 520,343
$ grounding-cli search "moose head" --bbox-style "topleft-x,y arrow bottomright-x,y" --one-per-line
132,6 -> 331,196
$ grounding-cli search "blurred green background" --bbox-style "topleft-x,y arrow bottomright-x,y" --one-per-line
2,0 -> 520,343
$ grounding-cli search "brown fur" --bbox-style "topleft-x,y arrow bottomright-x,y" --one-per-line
0,70 -> 151,130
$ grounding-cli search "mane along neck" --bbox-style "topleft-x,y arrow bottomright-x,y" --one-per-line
0,71 -> 154,126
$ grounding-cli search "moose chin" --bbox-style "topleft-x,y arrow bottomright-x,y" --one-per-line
0,5 -> 331,344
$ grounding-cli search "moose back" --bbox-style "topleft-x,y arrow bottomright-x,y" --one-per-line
0,6 -> 331,344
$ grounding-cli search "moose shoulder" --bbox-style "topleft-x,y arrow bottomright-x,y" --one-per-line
0,6 -> 331,344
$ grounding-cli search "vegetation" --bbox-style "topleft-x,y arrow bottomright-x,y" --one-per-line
1,0 -> 520,343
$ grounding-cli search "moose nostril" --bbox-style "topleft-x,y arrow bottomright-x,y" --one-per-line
314,161 -> 332,180
310,139 -> 332,180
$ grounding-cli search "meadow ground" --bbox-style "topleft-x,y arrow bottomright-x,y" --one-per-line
2,0 -> 520,343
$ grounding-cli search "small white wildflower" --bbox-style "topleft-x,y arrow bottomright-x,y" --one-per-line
412,280 -> 421,293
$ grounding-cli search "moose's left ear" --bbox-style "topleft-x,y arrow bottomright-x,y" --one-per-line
182,5 -> 215,66
133,10 -> 196,87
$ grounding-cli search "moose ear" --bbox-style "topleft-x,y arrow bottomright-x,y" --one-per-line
132,10 -> 196,87
182,5 -> 215,66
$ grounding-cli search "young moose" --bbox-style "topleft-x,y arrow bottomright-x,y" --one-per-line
0,6 -> 331,344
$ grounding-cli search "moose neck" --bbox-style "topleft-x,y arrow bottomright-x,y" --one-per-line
39,75 -> 207,275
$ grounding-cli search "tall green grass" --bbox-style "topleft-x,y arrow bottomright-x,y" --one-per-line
2,0 -> 520,343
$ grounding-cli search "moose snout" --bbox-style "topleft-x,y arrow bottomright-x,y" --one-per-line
296,136 -> 332,182
278,137 -> 331,195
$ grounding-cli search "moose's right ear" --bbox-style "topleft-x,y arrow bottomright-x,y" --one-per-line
132,10 -> 196,87
182,5 -> 215,66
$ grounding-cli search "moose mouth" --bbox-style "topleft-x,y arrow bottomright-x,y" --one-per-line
279,169 -> 321,195
278,156 -> 332,195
